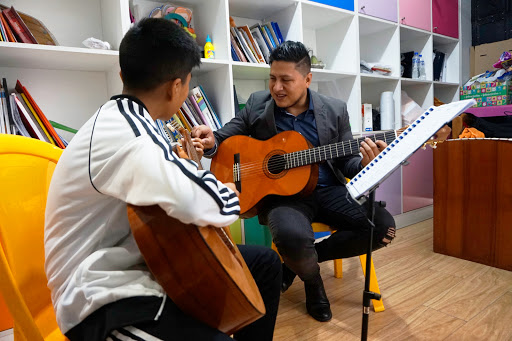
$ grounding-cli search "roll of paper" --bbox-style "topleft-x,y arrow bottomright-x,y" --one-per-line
380,91 -> 395,130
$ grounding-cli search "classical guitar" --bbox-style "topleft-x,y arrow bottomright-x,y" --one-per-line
127,123 -> 265,335
210,129 -> 407,218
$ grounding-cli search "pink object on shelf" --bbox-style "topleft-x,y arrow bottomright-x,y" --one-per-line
465,104 -> 512,118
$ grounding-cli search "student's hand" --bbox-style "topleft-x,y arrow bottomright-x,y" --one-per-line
192,125 -> 215,149
180,137 -> 205,159
224,182 -> 240,197
360,138 -> 387,167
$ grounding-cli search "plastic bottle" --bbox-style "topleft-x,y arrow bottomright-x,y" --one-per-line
204,35 -> 215,59
412,52 -> 420,79
419,55 -> 426,80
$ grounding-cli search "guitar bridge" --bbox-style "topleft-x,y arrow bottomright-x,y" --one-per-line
233,153 -> 241,192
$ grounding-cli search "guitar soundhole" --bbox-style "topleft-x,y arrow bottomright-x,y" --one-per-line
263,152 -> 287,180
268,154 -> 285,174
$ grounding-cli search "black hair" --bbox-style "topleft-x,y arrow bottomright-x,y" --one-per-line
269,41 -> 311,75
119,18 -> 201,91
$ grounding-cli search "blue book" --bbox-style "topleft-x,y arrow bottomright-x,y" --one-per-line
231,45 -> 240,61
271,22 -> 284,44
263,26 -> 276,48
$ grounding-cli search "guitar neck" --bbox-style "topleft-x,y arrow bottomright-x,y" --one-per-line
284,130 -> 398,169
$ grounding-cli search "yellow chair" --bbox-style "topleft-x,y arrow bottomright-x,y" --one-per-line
0,135 -> 67,340
272,222 -> 385,312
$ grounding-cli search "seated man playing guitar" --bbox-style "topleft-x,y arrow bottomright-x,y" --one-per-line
194,41 -> 396,322
44,18 -> 281,341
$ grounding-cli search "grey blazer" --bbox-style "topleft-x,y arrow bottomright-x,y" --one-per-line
212,90 -> 363,184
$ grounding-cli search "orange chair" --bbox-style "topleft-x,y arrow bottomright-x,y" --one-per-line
0,135 -> 67,340
272,222 -> 385,312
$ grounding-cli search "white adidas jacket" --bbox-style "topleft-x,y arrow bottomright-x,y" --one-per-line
44,95 -> 240,334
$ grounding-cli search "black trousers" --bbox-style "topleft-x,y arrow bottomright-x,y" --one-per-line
260,185 -> 396,281
66,245 -> 282,341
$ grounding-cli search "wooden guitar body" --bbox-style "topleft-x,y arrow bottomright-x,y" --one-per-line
210,131 -> 319,218
127,204 -> 265,335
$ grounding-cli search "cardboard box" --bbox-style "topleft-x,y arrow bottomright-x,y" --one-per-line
471,38 -> 512,76
460,79 -> 512,107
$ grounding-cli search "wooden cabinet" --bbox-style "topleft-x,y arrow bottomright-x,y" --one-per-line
433,139 -> 512,271
432,0 -> 459,38
399,0 -> 431,31
358,0 -> 397,23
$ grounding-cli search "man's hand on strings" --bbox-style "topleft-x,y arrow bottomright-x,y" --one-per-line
180,137 -> 205,159
192,125 -> 215,149
360,138 -> 387,167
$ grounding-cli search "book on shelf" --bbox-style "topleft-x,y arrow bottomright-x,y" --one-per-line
15,80 -> 66,148
176,109 -> 192,132
271,22 -> 284,44
189,88 -> 216,130
0,12 -> 16,42
250,23 -> 273,51
263,25 -> 277,49
231,27 -> 257,63
2,79 -> 14,134
239,25 -> 265,64
2,6 -> 38,44
0,4 -> 57,45
13,94 -> 49,142
229,30 -> 248,62
250,26 -> 270,63
183,97 -> 203,126
198,85 -> 222,129
8,95 -> 30,137
264,22 -> 280,48
15,90 -> 55,144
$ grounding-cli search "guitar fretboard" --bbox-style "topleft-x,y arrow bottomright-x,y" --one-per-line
283,131 -> 398,169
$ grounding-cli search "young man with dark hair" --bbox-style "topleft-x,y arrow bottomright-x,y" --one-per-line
194,41 -> 396,322
45,18 -> 281,341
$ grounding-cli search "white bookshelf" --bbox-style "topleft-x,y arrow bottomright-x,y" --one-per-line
0,0 -> 463,225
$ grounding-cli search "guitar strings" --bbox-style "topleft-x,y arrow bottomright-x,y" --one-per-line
236,131 -> 398,175
232,130 -> 402,178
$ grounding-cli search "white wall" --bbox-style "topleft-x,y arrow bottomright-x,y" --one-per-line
460,0 -> 472,83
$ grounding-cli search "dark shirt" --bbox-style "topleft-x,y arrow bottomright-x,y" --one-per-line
274,90 -> 338,187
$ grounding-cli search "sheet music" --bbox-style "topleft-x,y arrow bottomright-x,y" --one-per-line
346,99 -> 477,200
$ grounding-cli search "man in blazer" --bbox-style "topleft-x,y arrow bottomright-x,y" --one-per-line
195,41 -> 396,322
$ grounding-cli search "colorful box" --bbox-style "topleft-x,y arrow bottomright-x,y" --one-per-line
460,79 -> 512,107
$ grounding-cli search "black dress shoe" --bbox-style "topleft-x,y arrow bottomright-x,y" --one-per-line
304,275 -> 332,322
281,263 -> 296,293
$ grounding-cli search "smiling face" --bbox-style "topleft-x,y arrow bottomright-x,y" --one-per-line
269,61 -> 312,114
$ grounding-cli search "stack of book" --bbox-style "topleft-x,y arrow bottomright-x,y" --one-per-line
0,5 -> 56,45
0,78 -> 67,148
230,19 -> 284,64
156,85 -> 222,143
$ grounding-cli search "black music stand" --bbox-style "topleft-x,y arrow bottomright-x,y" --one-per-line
360,189 -> 382,341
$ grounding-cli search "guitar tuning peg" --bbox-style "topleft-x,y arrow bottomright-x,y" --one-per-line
421,143 -> 427,150
431,142 -> 438,149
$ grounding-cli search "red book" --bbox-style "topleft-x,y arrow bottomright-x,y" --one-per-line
2,6 -> 37,44
15,80 -> 66,148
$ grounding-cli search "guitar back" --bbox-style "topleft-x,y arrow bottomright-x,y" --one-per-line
127,204 -> 265,335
